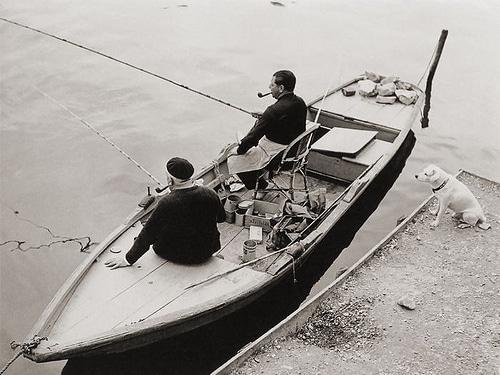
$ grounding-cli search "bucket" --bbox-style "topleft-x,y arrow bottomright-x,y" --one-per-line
224,194 -> 241,212
235,208 -> 246,226
243,239 -> 257,262
224,195 -> 241,223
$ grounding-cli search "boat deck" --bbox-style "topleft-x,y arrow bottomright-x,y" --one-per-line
312,79 -> 423,131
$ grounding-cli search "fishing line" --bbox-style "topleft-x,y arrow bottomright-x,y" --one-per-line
31,84 -> 163,187
1,17 -> 254,117
314,57 -> 343,124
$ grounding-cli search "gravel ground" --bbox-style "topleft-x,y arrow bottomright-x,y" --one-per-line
231,172 -> 500,375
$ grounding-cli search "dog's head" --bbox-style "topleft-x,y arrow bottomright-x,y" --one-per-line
415,164 -> 447,184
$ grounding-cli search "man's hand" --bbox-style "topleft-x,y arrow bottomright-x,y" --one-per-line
104,257 -> 130,270
218,142 -> 239,159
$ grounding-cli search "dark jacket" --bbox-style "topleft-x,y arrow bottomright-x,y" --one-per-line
237,92 -> 307,154
126,185 -> 226,265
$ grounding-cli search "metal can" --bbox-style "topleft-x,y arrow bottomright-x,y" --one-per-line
243,239 -> 257,262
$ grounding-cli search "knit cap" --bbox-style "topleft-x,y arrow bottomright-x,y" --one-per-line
166,157 -> 194,180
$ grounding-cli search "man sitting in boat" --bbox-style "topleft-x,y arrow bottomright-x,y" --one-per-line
105,157 -> 226,269
225,70 -> 307,195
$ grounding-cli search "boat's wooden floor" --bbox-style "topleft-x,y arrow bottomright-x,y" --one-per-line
315,81 -> 421,130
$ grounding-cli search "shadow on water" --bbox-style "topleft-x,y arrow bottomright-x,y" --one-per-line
62,132 -> 416,375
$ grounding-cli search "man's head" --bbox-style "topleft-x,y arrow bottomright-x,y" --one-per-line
269,70 -> 296,99
166,157 -> 194,185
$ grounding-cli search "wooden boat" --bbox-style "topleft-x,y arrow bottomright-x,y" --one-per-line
21,73 -> 424,362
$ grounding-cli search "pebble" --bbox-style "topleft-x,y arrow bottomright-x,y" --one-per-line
397,295 -> 416,310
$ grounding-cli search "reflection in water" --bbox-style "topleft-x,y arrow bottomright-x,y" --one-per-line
62,132 -> 416,375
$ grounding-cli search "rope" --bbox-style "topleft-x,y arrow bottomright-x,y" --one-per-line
0,352 -> 22,375
0,336 -> 48,374
31,84 -> 163,187
0,17 -> 253,117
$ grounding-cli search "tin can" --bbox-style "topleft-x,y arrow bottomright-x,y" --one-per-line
243,239 -> 257,262
235,208 -> 246,226
224,194 -> 241,212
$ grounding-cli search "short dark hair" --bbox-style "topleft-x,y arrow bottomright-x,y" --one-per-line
273,70 -> 296,91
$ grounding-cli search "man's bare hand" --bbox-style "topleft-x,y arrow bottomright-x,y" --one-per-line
218,142 -> 239,159
104,257 -> 130,270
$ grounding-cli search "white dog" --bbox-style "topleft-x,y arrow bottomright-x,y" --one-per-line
415,164 -> 490,229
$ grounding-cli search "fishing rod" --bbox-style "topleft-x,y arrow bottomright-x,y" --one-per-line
31,84 -> 164,187
0,17 -> 254,117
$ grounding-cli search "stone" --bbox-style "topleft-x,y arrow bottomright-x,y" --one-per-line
397,294 -> 416,310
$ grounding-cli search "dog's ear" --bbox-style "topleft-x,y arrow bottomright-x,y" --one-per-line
425,168 -> 436,177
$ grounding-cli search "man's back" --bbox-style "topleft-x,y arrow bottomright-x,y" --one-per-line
127,185 -> 226,265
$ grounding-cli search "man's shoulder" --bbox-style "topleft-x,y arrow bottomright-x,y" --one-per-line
158,186 -> 217,202
277,93 -> 305,106
190,185 -> 220,199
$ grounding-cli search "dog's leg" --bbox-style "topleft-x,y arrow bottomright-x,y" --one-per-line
429,197 -> 439,216
460,212 -> 491,230
459,212 -> 478,229
431,199 -> 447,227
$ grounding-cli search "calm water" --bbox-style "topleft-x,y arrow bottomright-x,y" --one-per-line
1,1 -> 499,374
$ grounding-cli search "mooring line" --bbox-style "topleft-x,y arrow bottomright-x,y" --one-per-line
1,17 -> 254,117
31,84 -> 163,186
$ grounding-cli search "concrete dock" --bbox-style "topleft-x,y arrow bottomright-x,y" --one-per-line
213,170 -> 499,375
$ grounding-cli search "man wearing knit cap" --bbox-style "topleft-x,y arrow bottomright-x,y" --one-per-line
105,157 -> 226,268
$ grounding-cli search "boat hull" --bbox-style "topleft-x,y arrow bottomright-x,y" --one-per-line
24,74 -> 424,362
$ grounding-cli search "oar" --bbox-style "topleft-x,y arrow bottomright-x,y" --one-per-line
185,230 -> 323,290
